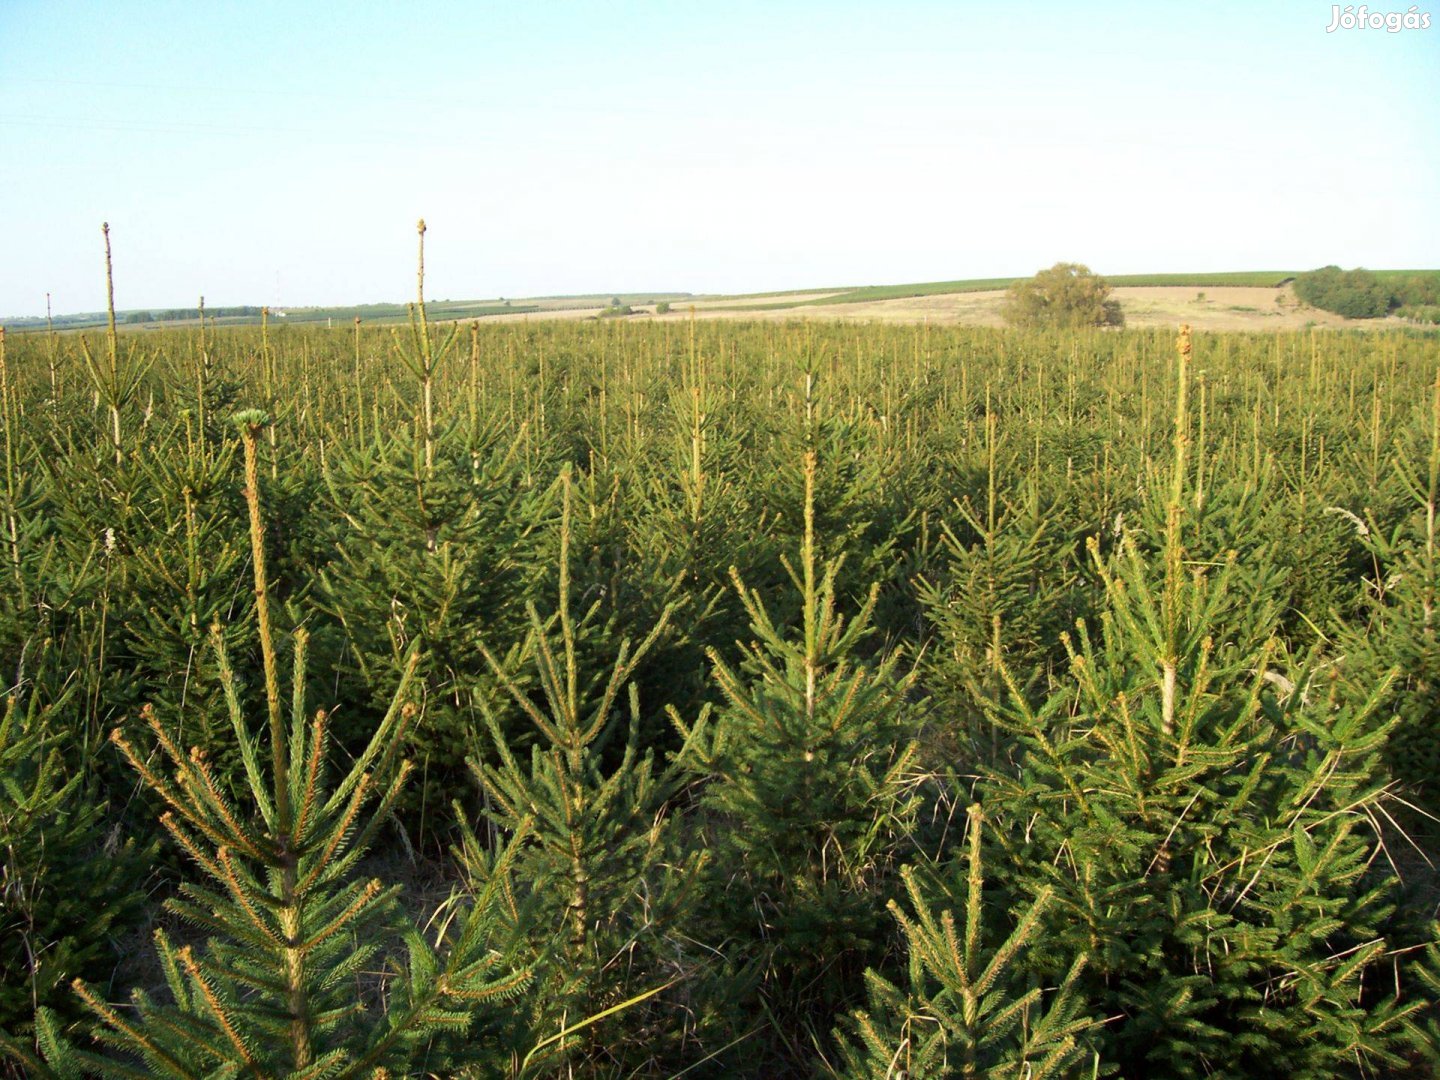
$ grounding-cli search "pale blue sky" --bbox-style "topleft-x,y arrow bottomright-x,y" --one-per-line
1,0 -> 1436,316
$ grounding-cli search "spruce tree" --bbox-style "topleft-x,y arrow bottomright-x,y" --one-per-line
836,805 -> 1097,1080
4,416 -> 535,1079
756,361 -> 912,632
312,228 -> 553,838
0,664 -> 150,1040
591,347 -> 768,743
315,409 -> 549,834
917,398 -> 1086,766
113,428 -> 252,764
467,469 -> 705,1074
674,447 -> 928,1061
967,328 -> 1430,1077
1339,374 -> 1440,806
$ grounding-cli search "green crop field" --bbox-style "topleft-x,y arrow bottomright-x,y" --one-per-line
2,260 -> 1440,1077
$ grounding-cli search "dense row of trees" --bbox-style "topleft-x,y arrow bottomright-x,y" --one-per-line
0,270 -> 1437,1074
125,305 -> 266,324
1296,265 -> 1440,320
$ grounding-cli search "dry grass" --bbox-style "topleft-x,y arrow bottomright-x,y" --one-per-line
1112,285 -> 1384,331
477,286 -> 1415,332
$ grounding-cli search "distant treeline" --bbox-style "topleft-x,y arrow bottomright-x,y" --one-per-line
126,306 -> 265,323
1295,266 -> 1440,322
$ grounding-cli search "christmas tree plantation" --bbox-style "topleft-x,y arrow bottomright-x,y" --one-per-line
0,237 -> 1437,1076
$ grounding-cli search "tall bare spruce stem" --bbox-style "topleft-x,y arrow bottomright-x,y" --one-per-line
240,419 -> 289,827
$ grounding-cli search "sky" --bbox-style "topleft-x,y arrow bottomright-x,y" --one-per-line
1,0 -> 1436,317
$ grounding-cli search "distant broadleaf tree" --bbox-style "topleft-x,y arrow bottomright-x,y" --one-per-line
1003,263 -> 1124,329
